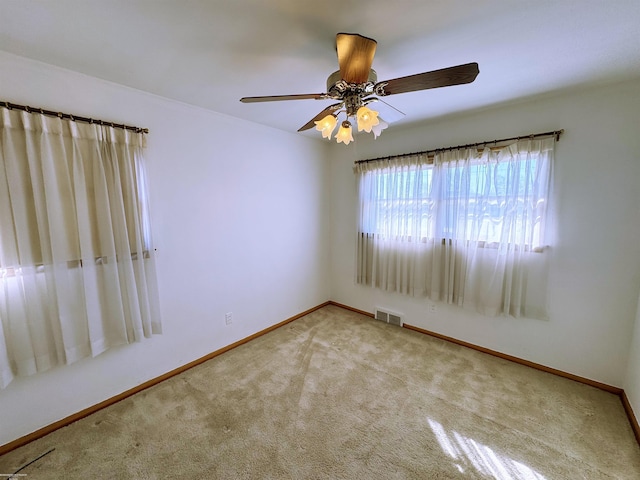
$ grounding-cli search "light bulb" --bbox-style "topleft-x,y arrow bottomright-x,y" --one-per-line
314,114 -> 338,139
336,121 -> 354,145
356,106 -> 380,133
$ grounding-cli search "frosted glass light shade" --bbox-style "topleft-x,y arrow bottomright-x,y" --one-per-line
336,121 -> 354,145
356,106 -> 380,132
314,114 -> 338,139
372,117 -> 389,139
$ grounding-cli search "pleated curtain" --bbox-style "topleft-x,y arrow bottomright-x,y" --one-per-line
0,106 -> 161,388
355,138 -> 554,319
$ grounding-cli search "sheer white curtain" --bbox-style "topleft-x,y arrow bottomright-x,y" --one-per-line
356,138 -> 554,319
0,106 -> 161,388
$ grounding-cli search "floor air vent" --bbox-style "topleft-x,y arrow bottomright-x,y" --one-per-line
374,308 -> 403,327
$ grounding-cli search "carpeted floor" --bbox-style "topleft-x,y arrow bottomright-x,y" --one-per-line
1,304 -> 639,479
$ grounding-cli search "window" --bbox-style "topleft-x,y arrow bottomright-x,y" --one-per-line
359,167 -> 434,241
355,138 -> 555,319
360,154 -> 548,249
0,106 -> 161,388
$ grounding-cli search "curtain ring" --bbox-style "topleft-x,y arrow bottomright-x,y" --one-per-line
69,114 -> 74,121
57,112 -> 63,118
25,105 -> 30,113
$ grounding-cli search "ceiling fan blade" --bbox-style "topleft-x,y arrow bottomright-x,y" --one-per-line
298,103 -> 343,132
376,63 -> 479,96
240,93 -> 328,103
336,33 -> 377,84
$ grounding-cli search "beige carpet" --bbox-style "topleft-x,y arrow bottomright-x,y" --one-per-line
1,304 -> 639,479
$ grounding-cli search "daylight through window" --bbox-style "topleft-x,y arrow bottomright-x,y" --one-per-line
355,137 -> 555,319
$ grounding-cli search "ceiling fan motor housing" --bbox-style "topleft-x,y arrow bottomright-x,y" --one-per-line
326,69 -> 377,101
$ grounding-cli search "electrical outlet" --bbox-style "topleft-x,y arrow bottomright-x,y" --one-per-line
225,312 -> 233,325
430,304 -> 437,313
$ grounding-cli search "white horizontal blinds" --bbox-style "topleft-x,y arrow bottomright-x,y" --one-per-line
0,106 -> 160,388
355,137 -> 554,319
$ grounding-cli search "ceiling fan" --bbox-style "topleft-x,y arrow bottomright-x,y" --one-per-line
240,33 -> 479,144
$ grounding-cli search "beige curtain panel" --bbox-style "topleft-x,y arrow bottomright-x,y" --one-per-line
0,106 -> 161,388
355,138 -> 555,319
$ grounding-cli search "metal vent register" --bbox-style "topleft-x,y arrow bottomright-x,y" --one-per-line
374,308 -> 403,327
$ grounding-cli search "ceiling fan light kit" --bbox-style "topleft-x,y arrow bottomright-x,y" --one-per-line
371,117 -> 389,139
240,33 -> 479,145
314,104 -> 379,140
315,114 -> 338,139
335,120 -> 354,145
356,105 -> 379,132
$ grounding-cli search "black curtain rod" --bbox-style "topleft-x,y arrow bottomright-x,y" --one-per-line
354,129 -> 564,165
1,100 -> 149,134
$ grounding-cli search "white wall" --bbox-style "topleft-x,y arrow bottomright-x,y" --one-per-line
625,294 -> 640,421
2,48 -> 639,446
329,79 -> 640,388
0,51 -> 331,445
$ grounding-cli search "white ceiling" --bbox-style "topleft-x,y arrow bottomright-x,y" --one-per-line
1,1 -> 640,136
